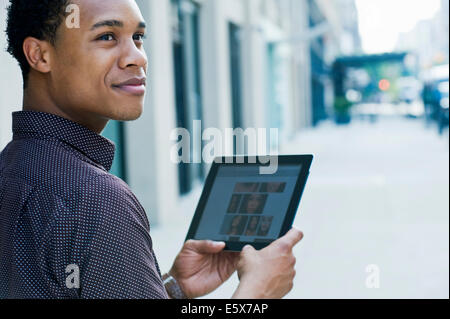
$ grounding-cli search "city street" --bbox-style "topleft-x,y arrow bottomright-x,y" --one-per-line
150,116 -> 449,299
0,0 -> 447,302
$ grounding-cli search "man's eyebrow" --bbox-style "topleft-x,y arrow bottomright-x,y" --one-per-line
90,20 -> 147,31
90,19 -> 124,31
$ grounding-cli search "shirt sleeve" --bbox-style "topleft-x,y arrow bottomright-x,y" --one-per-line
43,174 -> 169,299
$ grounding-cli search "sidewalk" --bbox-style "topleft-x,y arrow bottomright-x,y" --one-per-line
150,116 -> 449,299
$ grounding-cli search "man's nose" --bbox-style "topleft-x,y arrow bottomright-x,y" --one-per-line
118,39 -> 148,70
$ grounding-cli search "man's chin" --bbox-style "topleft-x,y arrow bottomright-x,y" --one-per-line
109,105 -> 144,122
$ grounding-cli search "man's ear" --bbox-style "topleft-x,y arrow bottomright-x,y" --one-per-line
22,37 -> 52,74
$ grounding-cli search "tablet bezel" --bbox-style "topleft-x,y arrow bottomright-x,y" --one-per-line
185,155 -> 313,251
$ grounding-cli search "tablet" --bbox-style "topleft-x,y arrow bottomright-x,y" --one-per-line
185,155 -> 313,251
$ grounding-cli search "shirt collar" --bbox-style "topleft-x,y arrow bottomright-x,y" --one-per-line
12,111 -> 116,172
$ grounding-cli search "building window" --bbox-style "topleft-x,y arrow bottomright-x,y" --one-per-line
229,22 -> 247,156
171,0 -> 204,195
229,22 -> 244,131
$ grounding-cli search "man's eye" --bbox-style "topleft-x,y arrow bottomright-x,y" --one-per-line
97,34 -> 115,41
133,33 -> 146,42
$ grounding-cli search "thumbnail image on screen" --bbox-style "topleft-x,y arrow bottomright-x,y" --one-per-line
244,216 -> 261,236
220,215 -> 249,236
234,182 -> 260,193
257,216 -> 274,236
259,182 -> 286,193
239,194 -> 268,214
227,194 -> 242,214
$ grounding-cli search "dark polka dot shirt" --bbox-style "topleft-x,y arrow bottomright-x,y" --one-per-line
0,111 -> 169,299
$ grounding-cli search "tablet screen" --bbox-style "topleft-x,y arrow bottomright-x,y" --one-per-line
193,164 -> 303,243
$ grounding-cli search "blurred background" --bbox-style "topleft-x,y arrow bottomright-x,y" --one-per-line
0,0 -> 448,298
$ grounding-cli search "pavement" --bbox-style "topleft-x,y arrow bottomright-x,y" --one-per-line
150,115 -> 449,299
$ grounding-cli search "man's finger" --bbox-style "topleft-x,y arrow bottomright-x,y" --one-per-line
185,240 -> 226,254
281,228 -> 304,249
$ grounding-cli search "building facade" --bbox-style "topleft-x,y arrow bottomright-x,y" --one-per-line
0,0 -> 357,226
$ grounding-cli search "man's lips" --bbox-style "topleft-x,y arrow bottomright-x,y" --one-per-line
112,77 -> 146,96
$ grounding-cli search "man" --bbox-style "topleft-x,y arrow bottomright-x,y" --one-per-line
0,0 -> 303,299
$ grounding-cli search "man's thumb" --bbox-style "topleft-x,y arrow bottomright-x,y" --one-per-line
242,244 -> 256,255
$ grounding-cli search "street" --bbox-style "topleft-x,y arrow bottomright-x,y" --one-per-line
150,116 -> 449,299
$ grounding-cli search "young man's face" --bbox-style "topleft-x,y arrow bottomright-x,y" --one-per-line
49,0 -> 148,123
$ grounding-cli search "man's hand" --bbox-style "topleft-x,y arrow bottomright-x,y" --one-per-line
232,228 -> 304,299
168,240 -> 239,299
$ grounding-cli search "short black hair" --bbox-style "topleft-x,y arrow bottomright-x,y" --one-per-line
5,0 -> 71,88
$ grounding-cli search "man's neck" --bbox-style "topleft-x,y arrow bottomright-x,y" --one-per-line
22,82 -> 108,134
